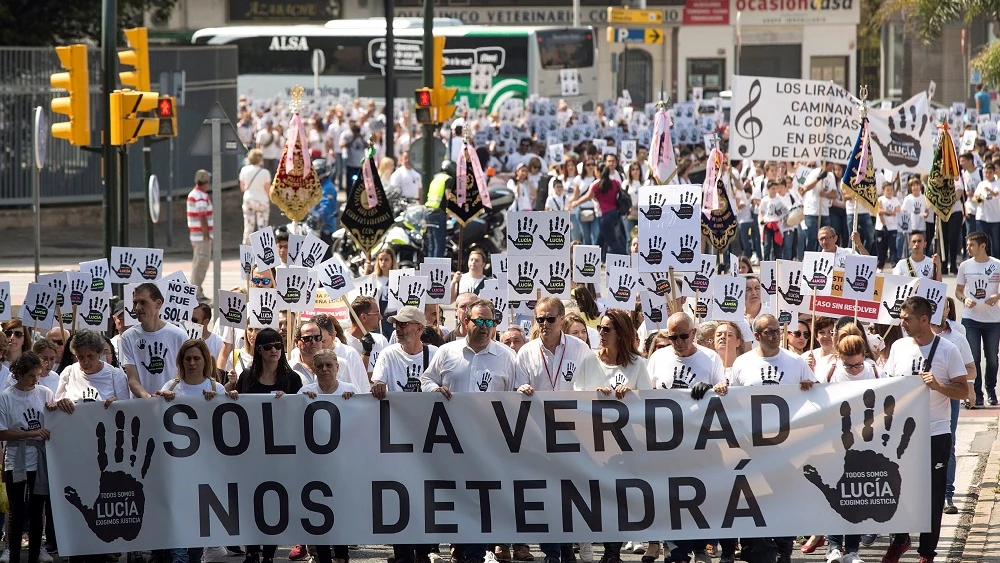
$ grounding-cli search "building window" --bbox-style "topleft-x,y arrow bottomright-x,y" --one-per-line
810,56 -> 848,89
687,58 -> 725,98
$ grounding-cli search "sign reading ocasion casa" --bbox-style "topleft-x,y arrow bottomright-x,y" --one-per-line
734,0 -> 860,26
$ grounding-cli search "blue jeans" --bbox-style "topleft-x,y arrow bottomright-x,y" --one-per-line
170,548 -> 204,563
804,215 -> 820,252
622,217 -> 637,240
830,206 -> 849,247
749,218 -> 763,260
738,221 -> 755,259
982,221 -> 1000,259
946,398 -> 959,499
827,535 -> 861,554
425,209 -> 447,258
598,209 -> 627,258
961,318 -> 1000,403
573,207 -> 598,246
849,213 -> 876,255
780,229 -> 797,260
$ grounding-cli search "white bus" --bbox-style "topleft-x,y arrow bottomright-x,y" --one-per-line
192,19 -> 598,112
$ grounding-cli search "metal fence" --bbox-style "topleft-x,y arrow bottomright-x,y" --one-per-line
0,45 -> 239,207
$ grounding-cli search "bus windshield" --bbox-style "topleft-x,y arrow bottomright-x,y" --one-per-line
535,29 -> 594,70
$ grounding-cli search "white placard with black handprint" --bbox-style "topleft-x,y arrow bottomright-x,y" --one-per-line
37,272 -> 72,328
75,291 -> 111,330
680,255 -> 715,299
250,227 -> 279,271
0,281 -> 10,322
347,274 -> 379,304
506,211 -> 572,257
684,296 -> 711,323
317,255 -> 355,300
979,120 -> 998,146
479,288 -> 509,332
775,260 -> 808,319
572,245 -> 602,284
490,253 -> 508,276
386,268 -> 416,311
297,233 -> 329,270
121,283 -> 140,327
248,288 -> 280,329
160,280 -> 196,325
390,276 -> 429,311
759,261 -> 777,315
19,283 -> 57,328
868,92 -> 933,174
506,257 -> 539,300
877,274 -> 919,325
620,140 -> 637,164
535,257 -> 572,299
605,266 -> 639,310
67,271 -> 94,314
638,271 -> 678,300
275,267 -> 312,313
640,290 -> 668,332
217,290 -> 248,331
916,278 -> 947,325
419,258 -> 452,305
110,247 -> 163,284
801,251 -> 835,295
710,276 -> 746,322
606,253 -> 632,271
841,255 -> 879,302
79,258 -> 111,293
239,245 -> 254,281
287,234 -> 306,267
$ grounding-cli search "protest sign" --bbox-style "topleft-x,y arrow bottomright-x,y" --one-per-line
605,266 -> 639,309
110,247 -> 163,284
877,275 -> 919,325
868,92 -> 934,174
75,292 -> 111,331
48,378 -> 930,555
640,290 -> 668,331
916,279 -> 948,325
159,279 -> 197,324
19,283 -> 57,329
276,267 -> 313,313
0,281 -> 9,322
80,259 -> 111,293
841,255 -> 879,302
248,288 -> 280,329
419,258 -> 453,305
506,211 -> 572,257
217,291 -> 248,330
638,186 -> 701,272
709,276 -> 745,322
250,228 -> 280,271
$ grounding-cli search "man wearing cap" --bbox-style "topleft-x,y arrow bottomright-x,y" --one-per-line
187,169 -> 214,302
371,306 -> 438,397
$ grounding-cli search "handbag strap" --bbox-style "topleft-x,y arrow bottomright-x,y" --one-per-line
922,336 -> 941,373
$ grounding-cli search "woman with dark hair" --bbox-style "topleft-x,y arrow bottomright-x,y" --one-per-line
101,335 -> 120,368
573,309 -> 649,563
571,285 -> 602,327
158,339 -> 229,401
623,162 -> 644,236
2,320 -> 31,366
568,165 -> 627,257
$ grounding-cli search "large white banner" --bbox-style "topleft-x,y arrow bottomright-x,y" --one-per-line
48,378 -> 930,555
730,77 -> 933,171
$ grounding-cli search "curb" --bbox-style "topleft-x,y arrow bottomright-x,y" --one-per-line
962,422 -> 1000,563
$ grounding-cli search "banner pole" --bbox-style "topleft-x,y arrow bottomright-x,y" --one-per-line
852,205 -> 860,251
668,266 -> 678,314
71,304 -> 78,333
810,286 -> 817,346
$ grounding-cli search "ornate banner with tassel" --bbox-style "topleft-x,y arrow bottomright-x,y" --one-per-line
840,89 -> 878,215
924,121 -> 961,222
340,152 -> 394,255
269,86 -> 321,222
448,143 -> 489,225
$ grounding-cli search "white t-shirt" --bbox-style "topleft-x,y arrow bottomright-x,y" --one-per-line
0,386 -> 53,471
239,164 -> 271,204
573,353 -> 651,391
826,361 -> 878,383
956,257 -> 1000,323
901,193 -> 926,232
204,332 -> 224,363
545,192 -> 570,212
120,322 -> 190,396
883,336 -> 967,435
735,188 -> 753,223
876,196 -> 901,231
372,343 -> 439,392
514,334 -> 593,392
159,377 -> 223,396
458,274 -> 488,295
55,362 -> 129,402
938,327 -> 975,366
646,344 -> 726,390
759,194 -> 788,223
893,256 -> 935,279
975,179 -> 1000,222
803,169 -> 834,217
389,166 -> 422,200
345,332 -> 390,372
299,380 -> 360,396
729,348 -> 817,387
421,340 -> 516,393
255,128 -> 283,160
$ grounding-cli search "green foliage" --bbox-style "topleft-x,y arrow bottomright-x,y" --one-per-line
0,0 -> 178,47
973,41 -> 1000,88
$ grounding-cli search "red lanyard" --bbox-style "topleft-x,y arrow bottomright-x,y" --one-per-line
541,335 -> 568,391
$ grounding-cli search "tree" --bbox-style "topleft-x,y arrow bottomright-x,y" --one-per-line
0,0 -> 178,47
877,0 -> 1000,87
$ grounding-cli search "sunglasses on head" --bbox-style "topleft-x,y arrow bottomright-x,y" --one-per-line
667,333 -> 691,341
252,277 -> 272,286
788,330 -> 811,339
470,318 -> 496,328
298,334 -> 322,343
535,315 -> 559,324
258,342 -> 282,352
4,330 -> 23,338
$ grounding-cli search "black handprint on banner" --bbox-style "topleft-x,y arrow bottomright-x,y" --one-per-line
477,371 -> 493,392
141,343 -> 167,375
219,297 -> 246,326
255,293 -> 276,325
670,235 -> 696,264
802,388 -> 916,524
82,297 -> 108,327
671,192 -> 697,220
300,243 -> 325,269
714,282 -> 744,313
777,271 -> 804,306
760,365 -> 784,385
806,258 -> 832,290
575,251 -> 600,278
241,248 -> 253,278
27,293 -> 54,322
640,236 -> 667,265
973,279 -> 988,300
671,365 -> 696,389
140,255 -> 162,281
639,192 -> 666,221
278,275 -> 306,304
113,253 -> 137,280
0,288 -> 7,316
70,278 -> 88,307
611,273 -> 634,303
427,269 -> 448,301
47,278 -> 67,308
90,266 -> 108,292
871,102 -> 929,168
65,411 -> 155,542
508,263 -> 538,295
322,263 -> 348,291
506,216 -> 539,251
924,288 -> 943,315
397,363 -> 422,392
541,263 -> 569,294
684,261 -> 714,293
847,264 -> 873,293
882,285 -> 916,320
539,217 -> 570,251
257,231 -> 276,265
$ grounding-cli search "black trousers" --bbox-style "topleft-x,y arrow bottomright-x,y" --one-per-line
391,544 -> 432,563
926,212 -> 964,273
890,433 -> 951,559
5,471 -> 45,563
313,545 -> 349,563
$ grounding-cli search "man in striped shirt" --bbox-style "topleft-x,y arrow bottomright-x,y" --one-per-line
187,169 -> 214,302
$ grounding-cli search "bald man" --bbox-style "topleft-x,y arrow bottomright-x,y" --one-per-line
647,312 -> 725,399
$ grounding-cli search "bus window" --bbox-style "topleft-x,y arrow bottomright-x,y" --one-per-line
535,29 -> 594,70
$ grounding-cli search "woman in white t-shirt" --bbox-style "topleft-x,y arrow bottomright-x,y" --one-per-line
571,160 -> 599,245
508,163 -> 535,212
876,183 -> 902,268
299,350 -> 358,399
803,317 -> 837,376
54,330 -> 128,408
623,162 -> 643,237
239,149 -> 273,245
157,339 -> 231,401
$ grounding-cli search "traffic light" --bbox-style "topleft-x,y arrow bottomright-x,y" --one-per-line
414,88 -> 434,124
109,89 -> 159,145
430,36 -> 457,123
119,27 -> 150,92
50,44 -> 91,147
155,96 -> 177,138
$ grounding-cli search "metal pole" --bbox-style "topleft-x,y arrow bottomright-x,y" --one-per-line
211,119 -> 223,308
143,139 -> 154,247
102,0 -> 118,258
385,0 -> 395,161
168,137 -> 175,247
33,163 -> 40,280
119,147 -> 129,247
420,0 -> 434,203
572,0 -> 579,27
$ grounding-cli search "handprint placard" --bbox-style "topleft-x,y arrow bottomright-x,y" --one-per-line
217,290 -> 248,330
877,274 -> 919,325
110,247 -> 164,284
710,276 -> 746,322
419,258 -> 453,304
776,260 -> 808,318
250,227 -> 280,271
390,276 -> 429,311
347,274 -> 379,304
640,290 -> 668,332
0,281 -> 10,322
572,245 -> 602,284
19,283 -> 57,328
479,288 -> 509,332
80,258 -> 111,293
297,233 -> 329,270
916,279 -> 947,325
37,272 -> 72,328
842,255 -> 879,302
506,211 -> 572,258
680,255 -> 715,299
275,267 -> 312,313
605,266 -> 639,309
317,255 -> 355,300
67,271 -> 94,311
801,251 -> 834,294
240,245 -> 254,281
121,283 -> 140,327
248,288 -> 280,329
759,261 -> 777,315
75,291 -> 112,331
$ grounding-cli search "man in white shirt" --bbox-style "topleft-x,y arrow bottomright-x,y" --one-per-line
801,162 -> 837,252
647,312 -> 725,395
372,306 -> 438,396
892,231 -> 941,280
451,249 -> 489,298
421,299 -> 516,396
900,177 -> 928,248
120,283 -> 190,398
974,162 -> 1000,257
880,297 -> 968,563
876,182 -> 902,268
388,151 -> 422,202
345,296 -> 389,377
255,119 -> 283,176
955,231 -> 1000,407
514,298 -> 591,394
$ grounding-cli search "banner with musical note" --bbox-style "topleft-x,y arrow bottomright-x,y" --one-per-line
730,76 -> 861,165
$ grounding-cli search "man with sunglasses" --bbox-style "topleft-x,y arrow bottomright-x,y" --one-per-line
44,326 -> 70,372
647,313 -> 725,400
421,299 -> 515,397
345,296 -> 388,378
289,321 -> 325,385
120,283 -> 190,398
372,306 -> 438,398
514,298 -> 591,394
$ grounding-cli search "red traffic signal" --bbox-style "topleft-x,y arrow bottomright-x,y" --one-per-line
415,88 -> 432,108
156,97 -> 174,117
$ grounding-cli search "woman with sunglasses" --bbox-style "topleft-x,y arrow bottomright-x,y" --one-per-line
570,160 -> 599,246
2,320 -> 31,367
784,319 -> 811,355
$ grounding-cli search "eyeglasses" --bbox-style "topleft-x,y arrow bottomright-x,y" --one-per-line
393,320 -> 415,328
251,277 -> 272,286
298,334 -> 322,343
788,330 -> 811,339
4,330 -> 23,338
843,361 -> 866,371
535,316 -> 559,324
757,328 -> 781,338
51,339 -> 64,345
598,325 -> 614,334
258,343 -> 282,352
470,318 -> 496,328
667,333 -> 691,341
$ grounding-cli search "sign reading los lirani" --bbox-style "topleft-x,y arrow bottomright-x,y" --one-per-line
229,0 -> 340,22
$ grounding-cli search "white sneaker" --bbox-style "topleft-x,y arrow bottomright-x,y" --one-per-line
841,552 -> 865,563
578,543 -> 594,563
203,546 -> 229,563
1,549 -> 10,563
631,542 -> 646,555
38,547 -> 53,563
623,542 -> 634,552
826,548 -> 844,563
428,553 -> 444,563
